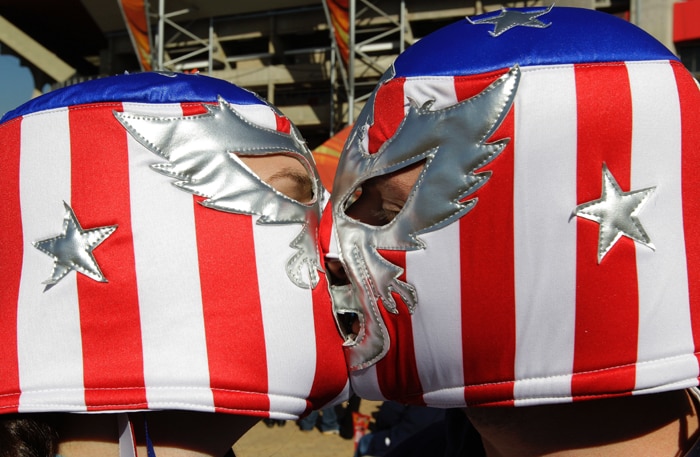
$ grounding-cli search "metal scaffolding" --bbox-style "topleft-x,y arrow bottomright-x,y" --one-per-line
323,0 -> 411,131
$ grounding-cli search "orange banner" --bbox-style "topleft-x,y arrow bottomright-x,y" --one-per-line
312,125 -> 352,190
118,0 -> 153,71
325,0 -> 350,66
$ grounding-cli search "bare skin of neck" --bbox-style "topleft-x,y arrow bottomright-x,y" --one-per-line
465,390 -> 700,457
56,411 -> 259,457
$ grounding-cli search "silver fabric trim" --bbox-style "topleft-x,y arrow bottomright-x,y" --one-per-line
571,163 -> 656,263
332,66 -> 521,370
115,97 -> 324,288
466,5 -> 553,37
33,202 -> 118,292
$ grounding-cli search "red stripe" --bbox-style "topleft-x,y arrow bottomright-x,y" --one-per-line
306,269 -> 348,409
182,102 -> 209,116
308,206 -> 348,409
68,103 -> 148,410
676,62 -> 700,372
196,204 -> 270,413
319,203 -> 334,258
0,118 -> 23,412
369,78 -> 407,155
366,78 -> 424,402
188,98 -> 270,412
455,72 -> 517,406
275,114 -> 291,134
572,63 -> 638,398
376,248 -> 424,404
182,104 -> 270,416
185,102 -> 273,413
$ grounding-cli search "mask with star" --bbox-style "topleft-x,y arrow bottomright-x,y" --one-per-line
0,71 -> 348,420
328,6 -> 700,408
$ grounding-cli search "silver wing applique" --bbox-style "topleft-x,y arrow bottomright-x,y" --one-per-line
333,66 -> 520,369
115,97 -> 323,288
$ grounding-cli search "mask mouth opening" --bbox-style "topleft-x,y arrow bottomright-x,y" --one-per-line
326,257 -> 361,345
337,310 -> 360,345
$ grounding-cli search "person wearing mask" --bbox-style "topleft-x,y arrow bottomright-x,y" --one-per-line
0,71 -> 348,456
326,7 -> 700,456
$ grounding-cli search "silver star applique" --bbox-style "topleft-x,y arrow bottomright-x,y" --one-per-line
571,164 -> 656,263
467,5 -> 553,37
33,202 -> 118,291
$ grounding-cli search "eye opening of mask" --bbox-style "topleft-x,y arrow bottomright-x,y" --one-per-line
343,160 -> 425,226
238,154 -> 316,204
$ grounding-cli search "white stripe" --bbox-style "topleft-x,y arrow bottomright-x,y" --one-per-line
403,76 -> 460,110
17,108 -> 86,411
407,226 -> 464,406
627,61 -> 699,390
350,365 -> 386,401
255,221 -> 316,416
513,66 -> 578,404
236,103 -> 280,130
404,77 -> 464,406
124,102 -> 215,410
249,106 -> 316,416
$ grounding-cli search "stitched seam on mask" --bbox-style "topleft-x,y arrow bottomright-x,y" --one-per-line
0,401 -> 301,417
414,352 -> 700,401
349,243 -> 389,370
0,387 -> 318,413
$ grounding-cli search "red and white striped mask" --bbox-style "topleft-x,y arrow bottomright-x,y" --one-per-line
330,7 -> 700,407
0,72 -> 348,419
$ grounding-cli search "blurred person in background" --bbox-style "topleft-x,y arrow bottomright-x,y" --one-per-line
354,401 -> 444,457
299,405 -> 341,435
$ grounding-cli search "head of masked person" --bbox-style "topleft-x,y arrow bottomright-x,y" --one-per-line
0,71 -> 348,454
329,6 -> 700,408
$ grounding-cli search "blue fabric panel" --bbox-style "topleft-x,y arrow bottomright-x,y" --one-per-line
2,72 -> 264,122
394,7 -> 677,78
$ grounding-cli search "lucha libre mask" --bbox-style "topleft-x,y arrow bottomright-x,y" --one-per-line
0,72 -> 348,419
330,7 -> 700,407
